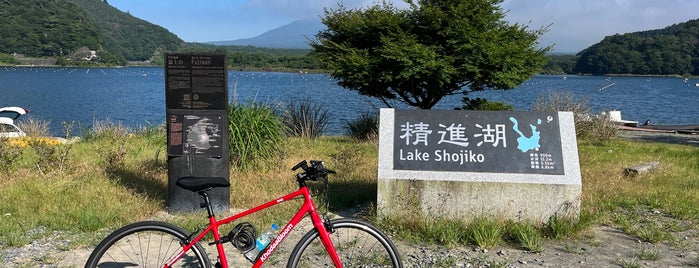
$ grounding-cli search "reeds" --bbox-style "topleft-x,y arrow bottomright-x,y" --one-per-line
228,102 -> 286,170
282,99 -> 329,138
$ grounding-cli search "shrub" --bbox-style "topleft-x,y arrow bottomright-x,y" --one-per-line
282,99 -> 329,138
345,112 -> 379,141
0,138 -> 22,170
577,113 -> 618,141
530,91 -> 616,141
228,103 -> 286,170
16,117 -> 50,137
28,138 -> 72,175
84,119 -> 130,141
460,97 -> 514,111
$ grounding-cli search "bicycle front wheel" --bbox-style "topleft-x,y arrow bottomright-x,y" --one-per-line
288,218 -> 403,268
85,221 -> 210,268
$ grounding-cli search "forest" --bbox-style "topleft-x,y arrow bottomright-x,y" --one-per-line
0,0 -> 103,58
0,0 -> 182,66
572,19 -> 699,76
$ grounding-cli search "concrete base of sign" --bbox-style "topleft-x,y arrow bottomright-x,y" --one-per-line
377,179 -> 580,223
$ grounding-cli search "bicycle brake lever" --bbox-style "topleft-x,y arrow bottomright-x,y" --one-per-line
292,160 -> 308,171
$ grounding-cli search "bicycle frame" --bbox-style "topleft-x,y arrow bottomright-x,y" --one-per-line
164,185 -> 342,268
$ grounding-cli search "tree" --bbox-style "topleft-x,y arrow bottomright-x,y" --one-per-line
312,0 -> 550,109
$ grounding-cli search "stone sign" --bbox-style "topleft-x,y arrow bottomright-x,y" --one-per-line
378,109 -> 581,223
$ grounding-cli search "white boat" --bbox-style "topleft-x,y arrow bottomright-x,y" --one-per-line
0,106 -> 29,138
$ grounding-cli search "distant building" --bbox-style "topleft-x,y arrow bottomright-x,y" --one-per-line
72,46 -> 98,61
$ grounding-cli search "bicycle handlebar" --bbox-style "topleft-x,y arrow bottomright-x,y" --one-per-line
293,160 -> 335,183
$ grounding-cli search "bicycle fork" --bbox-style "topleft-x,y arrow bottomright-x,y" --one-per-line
311,212 -> 343,267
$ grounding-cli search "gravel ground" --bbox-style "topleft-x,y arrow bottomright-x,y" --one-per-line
3,219 -> 698,268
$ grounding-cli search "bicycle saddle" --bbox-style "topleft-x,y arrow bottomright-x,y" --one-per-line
176,176 -> 230,192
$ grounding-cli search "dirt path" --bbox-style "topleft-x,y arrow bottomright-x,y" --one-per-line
5,205 -> 699,268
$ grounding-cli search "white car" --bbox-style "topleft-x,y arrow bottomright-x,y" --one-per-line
0,107 -> 28,138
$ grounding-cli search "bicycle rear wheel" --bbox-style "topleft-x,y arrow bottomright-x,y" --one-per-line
287,218 -> 403,268
85,221 -> 210,268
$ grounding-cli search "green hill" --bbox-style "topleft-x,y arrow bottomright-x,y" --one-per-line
0,0 -> 183,63
573,19 -> 699,75
63,0 -> 183,61
0,0 -> 102,58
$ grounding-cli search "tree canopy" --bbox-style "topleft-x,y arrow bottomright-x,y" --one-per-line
312,0 -> 550,109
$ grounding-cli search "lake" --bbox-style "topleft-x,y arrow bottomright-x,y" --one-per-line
1,66 -> 698,136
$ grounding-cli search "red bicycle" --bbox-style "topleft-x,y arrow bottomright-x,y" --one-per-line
85,160 -> 403,268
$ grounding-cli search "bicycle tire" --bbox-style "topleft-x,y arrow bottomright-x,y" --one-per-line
287,218 -> 403,268
85,221 -> 211,268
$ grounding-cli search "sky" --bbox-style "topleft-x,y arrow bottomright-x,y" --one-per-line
108,0 -> 699,53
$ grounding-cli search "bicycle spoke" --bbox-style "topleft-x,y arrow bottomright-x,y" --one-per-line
289,218 -> 402,268
85,221 -> 210,268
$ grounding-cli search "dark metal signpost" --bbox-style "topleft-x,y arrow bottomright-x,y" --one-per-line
165,53 -> 229,213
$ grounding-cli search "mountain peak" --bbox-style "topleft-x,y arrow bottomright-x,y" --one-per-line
207,19 -> 325,49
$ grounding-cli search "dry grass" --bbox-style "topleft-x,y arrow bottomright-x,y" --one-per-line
16,117 -> 50,137
579,138 -> 699,226
1,128 -> 697,253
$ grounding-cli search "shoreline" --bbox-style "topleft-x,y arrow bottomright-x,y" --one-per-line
5,63 -> 699,78
617,129 -> 699,146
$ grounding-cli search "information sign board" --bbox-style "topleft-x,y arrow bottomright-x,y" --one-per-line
165,54 -> 227,110
393,109 -> 565,174
167,111 -> 225,157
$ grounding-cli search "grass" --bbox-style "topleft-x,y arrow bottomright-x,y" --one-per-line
634,246 -> 661,261
615,258 -> 642,268
546,212 -> 592,239
508,221 -> 544,252
468,217 -> 502,249
0,128 -> 698,257
578,138 -> 699,246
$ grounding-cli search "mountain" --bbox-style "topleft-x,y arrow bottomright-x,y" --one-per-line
208,19 -> 325,49
64,0 -> 183,61
0,0 -> 183,62
573,19 -> 699,75
0,0 -> 102,58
